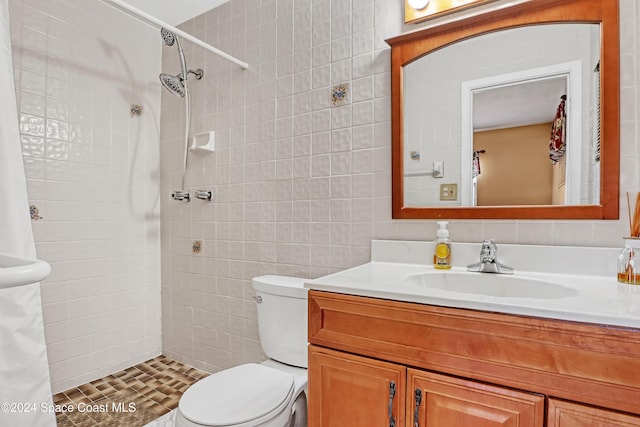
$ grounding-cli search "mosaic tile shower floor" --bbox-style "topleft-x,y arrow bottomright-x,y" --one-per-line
53,355 -> 208,427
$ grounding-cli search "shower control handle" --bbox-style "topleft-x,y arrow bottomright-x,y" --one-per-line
195,190 -> 213,201
172,191 -> 190,202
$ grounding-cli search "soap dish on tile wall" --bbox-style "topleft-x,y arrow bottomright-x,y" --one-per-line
189,131 -> 215,152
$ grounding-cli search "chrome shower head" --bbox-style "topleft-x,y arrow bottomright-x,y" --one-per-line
159,69 -> 204,97
160,27 -> 175,46
159,73 -> 184,97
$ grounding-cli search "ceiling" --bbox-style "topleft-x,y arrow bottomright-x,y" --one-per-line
124,0 -> 229,26
473,77 -> 567,131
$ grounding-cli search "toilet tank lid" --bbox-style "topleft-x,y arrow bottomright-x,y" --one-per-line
252,275 -> 308,298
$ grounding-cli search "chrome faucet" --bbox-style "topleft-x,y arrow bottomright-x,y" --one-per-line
466,239 -> 514,274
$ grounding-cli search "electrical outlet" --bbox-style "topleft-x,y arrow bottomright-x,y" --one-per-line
440,183 -> 458,201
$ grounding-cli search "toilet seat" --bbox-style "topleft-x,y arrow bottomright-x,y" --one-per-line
178,363 -> 295,426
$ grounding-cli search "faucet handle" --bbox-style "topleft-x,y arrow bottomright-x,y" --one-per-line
479,239 -> 497,263
468,239 -> 514,274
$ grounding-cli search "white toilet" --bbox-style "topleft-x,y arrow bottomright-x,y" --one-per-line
175,275 -> 308,427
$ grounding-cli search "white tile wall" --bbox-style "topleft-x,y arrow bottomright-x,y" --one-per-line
159,0 -> 638,373
9,0 -> 162,393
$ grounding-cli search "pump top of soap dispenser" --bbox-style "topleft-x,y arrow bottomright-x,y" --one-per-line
436,221 -> 449,240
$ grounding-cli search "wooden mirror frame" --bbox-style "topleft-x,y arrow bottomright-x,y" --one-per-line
388,0 -> 619,219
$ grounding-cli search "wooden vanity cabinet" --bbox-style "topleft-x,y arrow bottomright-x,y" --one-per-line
308,346 -> 406,426
410,369 -> 544,427
308,290 -> 640,426
309,345 -> 544,427
548,400 -> 640,427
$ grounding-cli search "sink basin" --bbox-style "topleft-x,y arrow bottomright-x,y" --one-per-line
405,270 -> 580,299
0,253 -> 51,289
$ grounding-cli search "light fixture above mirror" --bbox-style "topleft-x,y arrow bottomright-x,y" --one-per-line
390,0 -> 620,219
407,0 -> 430,10
404,0 -> 497,24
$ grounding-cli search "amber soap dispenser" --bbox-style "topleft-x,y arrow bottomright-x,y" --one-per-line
433,221 -> 452,269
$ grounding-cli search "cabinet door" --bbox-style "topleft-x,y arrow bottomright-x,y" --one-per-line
408,369 -> 544,427
548,399 -> 640,426
308,345 -> 406,427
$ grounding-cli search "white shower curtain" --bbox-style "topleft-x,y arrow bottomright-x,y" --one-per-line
0,0 -> 55,425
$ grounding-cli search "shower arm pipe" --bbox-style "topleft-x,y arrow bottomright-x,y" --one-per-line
100,0 -> 249,70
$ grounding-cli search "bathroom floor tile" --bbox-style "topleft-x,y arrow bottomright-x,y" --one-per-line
52,355 -> 208,427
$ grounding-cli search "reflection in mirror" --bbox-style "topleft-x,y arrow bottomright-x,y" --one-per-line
471,81 -> 570,206
403,24 -> 600,208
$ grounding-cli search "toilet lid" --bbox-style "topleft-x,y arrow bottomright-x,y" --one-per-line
179,363 -> 295,426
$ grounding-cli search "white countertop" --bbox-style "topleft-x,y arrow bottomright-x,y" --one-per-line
304,240 -> 640,329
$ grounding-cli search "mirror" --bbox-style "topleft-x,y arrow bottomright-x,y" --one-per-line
404,25 -> 598,207
387,0 -> 619,219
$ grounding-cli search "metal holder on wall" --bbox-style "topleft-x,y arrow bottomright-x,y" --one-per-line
195,190 -> 213,201
172,191 -> 190,202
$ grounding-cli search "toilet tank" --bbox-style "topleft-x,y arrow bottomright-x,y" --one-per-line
252,275 -> 308,368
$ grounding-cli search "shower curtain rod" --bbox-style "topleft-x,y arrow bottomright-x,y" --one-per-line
100,0 -> 249,70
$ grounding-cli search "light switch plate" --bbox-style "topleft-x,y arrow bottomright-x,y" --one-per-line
440,183 -> 458,201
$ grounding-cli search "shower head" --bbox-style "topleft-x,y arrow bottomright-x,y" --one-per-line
159,69 -> 203,97
160,27 -> 175,46
159,73 -> 185,97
